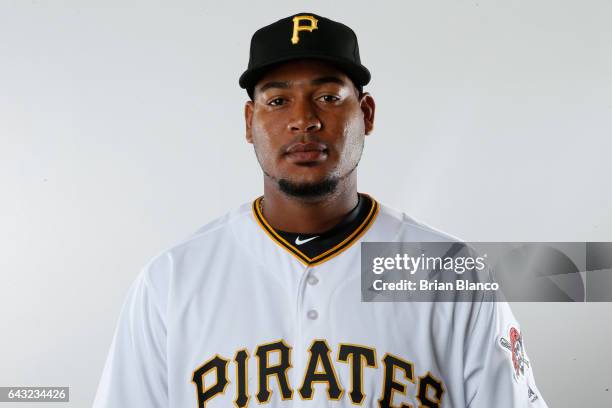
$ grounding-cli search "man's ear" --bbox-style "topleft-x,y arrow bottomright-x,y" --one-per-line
359,93 -> 375,135
245,100 -> 254,144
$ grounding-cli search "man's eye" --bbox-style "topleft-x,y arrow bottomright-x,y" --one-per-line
318,95 -> 340,103
268,97 -> 285,106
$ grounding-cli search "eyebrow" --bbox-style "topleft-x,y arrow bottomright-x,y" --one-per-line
310,76 -> 346,87
257,76 -> 346,94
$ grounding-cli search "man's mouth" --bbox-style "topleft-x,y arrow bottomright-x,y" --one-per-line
284,142 -> 328,164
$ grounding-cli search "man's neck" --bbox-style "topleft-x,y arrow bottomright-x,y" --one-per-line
261,177 -> 359,234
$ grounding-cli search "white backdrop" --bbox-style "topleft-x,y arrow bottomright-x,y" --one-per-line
1,0 -> 611,407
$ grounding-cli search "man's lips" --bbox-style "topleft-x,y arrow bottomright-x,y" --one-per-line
284,142 -> 328,163
285,142 -> 328,154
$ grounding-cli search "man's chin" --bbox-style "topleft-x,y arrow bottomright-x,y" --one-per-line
277,177 -> 339,199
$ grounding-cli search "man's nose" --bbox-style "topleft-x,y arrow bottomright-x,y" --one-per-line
287,99 -> 322,133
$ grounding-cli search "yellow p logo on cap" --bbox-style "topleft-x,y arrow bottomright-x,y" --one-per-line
291,15 -> 318,44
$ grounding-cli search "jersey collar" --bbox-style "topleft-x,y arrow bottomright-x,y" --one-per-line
251,194 -> 380,266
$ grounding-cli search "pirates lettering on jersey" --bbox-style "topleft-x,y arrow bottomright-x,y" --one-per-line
192,340 -> 445,407
417,371 -> 446,407
337,343 -> 377,404
299,340 -> 343,400
379,353 -> 415,407
255,340 -> 293,403
234,349 -> 249,407
191,355 -> 230,406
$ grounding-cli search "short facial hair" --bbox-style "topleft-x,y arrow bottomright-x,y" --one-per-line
277,176 -> 339,199
254,132 -> 363,200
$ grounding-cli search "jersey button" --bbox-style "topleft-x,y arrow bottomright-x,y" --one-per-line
306,309 -> 318,320
307,275 -> 319,285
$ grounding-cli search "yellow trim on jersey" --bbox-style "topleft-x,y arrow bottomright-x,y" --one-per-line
251,194 -> 380,267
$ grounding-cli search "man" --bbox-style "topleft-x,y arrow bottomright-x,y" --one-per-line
93,12 -> 548,407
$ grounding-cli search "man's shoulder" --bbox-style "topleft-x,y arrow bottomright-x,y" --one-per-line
138,200 -> 255,284
189,201 -> 253,239
166,199 -> 254,255
374,200 -> 463,243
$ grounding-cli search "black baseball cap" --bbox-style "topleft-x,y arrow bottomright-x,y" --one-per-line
239,12 -> 371,99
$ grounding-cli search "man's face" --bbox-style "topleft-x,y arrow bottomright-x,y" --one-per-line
245,59 -> 375,199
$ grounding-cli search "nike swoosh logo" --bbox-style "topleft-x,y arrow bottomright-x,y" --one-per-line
295,236 -> 319,245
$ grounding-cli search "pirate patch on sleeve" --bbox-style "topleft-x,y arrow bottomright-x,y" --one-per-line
498,326 -> 531,382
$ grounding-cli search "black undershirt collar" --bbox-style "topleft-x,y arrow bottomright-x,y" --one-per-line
273,193 -> 373,259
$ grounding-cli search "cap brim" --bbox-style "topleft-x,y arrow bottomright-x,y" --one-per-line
239,53 -> 371,92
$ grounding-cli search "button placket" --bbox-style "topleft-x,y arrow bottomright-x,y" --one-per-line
306,309 -> 319,320
292,264 -> 312,389
302,267 -> 321,321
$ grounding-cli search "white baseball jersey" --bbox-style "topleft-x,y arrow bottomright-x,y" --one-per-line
93,195 -> 548,407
